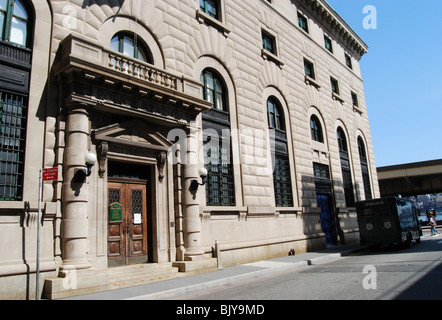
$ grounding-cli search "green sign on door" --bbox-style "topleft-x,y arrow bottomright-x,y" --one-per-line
109,202 -> 123,222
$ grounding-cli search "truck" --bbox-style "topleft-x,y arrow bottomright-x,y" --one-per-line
355,197 -> 422,249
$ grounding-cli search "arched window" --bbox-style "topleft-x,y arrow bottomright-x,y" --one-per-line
267,97 -> 284,131
310,115 -> 323,143
357,136 -> 366,159
267,97 -> 293,207
201,69 -> 227,112
110,32 -> 152,63
337,127 -> 355,207
201,69 -> 234,206
358,136 -> 372,200
337,127 -> 348,152
0,0 -> 30,47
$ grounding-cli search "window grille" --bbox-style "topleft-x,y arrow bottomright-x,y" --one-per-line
205,138 -> 235,206
268,98 -> 293,207
201,68 -> 235,207
358,137 -> 372,200
0,91 -> 27,201
337,128 -> 355,207
273,153 -> 293,207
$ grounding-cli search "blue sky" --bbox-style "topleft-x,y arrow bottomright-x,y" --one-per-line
327,0 -> 442,167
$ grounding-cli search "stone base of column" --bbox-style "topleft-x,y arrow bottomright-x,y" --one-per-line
173,257 -> 218,275
43,268 -> 110,300
183,248 -> 206,260
58,261 -> 91,276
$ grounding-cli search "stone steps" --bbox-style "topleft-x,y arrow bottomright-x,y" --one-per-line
108,263 -> 180,290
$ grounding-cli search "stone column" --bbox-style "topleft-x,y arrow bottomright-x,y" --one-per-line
59,104 -> 91,273
182,123 -> 205,260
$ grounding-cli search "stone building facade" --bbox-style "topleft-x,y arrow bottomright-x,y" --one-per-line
0,0 -> 379,299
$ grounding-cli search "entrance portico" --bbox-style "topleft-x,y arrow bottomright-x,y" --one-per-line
43,34 -> 213,299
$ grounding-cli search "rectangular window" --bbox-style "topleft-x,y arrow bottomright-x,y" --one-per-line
330,77 -> 339,95
324,35 -> 333,53
261,29 -> 283,67
314,163 -> 330,181
313,163 -> 332,194
200,0 -> 219,20
345,53 -> 353,69
351,92 -> 359,107
298,12 -> 309,33
0,91 -> 27,201
262,31 -> 276,55
304,59 -> 315,79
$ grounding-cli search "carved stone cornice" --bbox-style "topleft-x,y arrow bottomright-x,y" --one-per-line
295,0 -> 368,59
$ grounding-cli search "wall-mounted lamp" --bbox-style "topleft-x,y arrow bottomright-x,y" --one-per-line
73,152 -> 98,183
190,168 -> 208,191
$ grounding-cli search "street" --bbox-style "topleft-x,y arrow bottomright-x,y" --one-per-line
172,231 -> 442,300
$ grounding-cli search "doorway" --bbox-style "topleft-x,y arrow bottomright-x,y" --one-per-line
107,162 -> 152,267
317,194 -> 337,246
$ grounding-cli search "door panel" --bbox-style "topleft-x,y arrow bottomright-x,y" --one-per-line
127,185 -> 148,258
108,182 -> 148,266
108,185 -> 125,260
317,194 -> 336,246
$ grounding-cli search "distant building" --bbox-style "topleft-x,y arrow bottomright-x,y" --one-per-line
0,0 -> 378,299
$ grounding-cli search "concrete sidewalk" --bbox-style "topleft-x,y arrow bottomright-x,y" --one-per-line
64,243 -> 367,300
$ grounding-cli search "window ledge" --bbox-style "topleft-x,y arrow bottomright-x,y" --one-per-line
261,49 -> 284,68
298,26 -> 309,35
196,10 -> 231,37
353,105 -> 364,114
332,92 -> 345,104
275,207 -> 303,214
304,75 -> 321,90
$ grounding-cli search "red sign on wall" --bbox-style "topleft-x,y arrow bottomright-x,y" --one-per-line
42,168 -> 59,182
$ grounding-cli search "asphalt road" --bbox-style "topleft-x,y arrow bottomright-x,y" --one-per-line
173,231 -> 442,300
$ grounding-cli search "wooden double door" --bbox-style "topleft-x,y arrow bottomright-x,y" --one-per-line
108,182 -> 149,267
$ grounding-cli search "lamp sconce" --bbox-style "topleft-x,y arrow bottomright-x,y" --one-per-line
73,152 -> 98,183
190,168 -> 208,191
